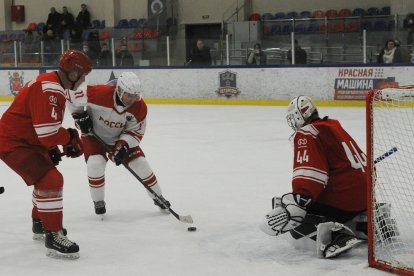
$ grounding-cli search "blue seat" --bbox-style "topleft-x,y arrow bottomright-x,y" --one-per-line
271,25 -> 281,35
99,20 -> 106,29
37,22 -> 46,31
361,21 -> 373,31
137,18 -> 147,26
274,12 -> 286,19
307,23 -> 319,33
92,20 -> 101,29
299,11 -> 311,18
367,7 -> 380,16
282,24 -> 293,34
115,19 -> 129,29
128,18 -> 139,28
8,33 -> 17,41
294,24 -> 306,33
286,11 -> 298,19
262,13 -> 274,20
352,8 -> 365,16
381,6 -> 391,15
374,20 -> 387,31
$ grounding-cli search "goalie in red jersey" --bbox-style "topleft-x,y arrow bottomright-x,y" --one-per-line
260,96 -> 368,258
0,49 -> 92,259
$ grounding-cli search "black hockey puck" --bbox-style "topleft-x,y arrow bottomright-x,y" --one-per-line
187,226 -> 197,232
0,186 -> 4,194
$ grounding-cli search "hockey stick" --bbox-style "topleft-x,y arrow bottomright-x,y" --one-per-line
374,147 -> 398,164
91,131 -> 193,224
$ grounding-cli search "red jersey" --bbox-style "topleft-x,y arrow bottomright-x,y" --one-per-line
0,72 -> 71,153
291,117 -> 367,212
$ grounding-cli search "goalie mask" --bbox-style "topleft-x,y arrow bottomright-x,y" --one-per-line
286,96 -> 317,132
116,72 -> 143,106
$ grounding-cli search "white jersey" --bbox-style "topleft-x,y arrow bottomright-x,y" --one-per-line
66,84 -> 147,147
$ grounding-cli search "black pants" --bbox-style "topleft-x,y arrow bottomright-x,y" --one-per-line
290,203 -> 366,240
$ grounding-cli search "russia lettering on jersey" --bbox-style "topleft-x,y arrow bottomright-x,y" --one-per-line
291,117 -> 367,212
66,84 -> 147,147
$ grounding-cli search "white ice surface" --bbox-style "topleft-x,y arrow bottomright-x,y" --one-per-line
0,103 -> 387,276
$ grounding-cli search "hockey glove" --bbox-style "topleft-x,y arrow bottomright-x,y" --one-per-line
48,146 -> 62,165
113,140 -> 129,166
63,128 -> 84,158
73,111 -> 93,134
260,193 -> 311,236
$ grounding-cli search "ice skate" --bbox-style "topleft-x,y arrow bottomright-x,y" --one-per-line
32,219 -> 67,241
153,195 -> 171,214
45,231 -> 79,259
94,200 -> 106,219
323,232 -> 364,258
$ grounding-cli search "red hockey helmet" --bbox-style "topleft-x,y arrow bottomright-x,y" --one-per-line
59,49 -> 92,76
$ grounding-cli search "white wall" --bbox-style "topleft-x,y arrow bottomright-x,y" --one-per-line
118,0 -> 147,22
1,66 -> 414,101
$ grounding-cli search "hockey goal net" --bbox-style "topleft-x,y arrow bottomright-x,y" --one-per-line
366,88 -> 414,275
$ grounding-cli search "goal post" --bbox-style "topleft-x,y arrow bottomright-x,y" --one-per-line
366,88 -> 414,275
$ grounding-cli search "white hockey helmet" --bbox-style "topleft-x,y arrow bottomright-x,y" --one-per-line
286,95 -> 317,131
116,72 -> 142,99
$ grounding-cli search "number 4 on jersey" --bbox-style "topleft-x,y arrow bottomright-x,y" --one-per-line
51,107 -> 58,120
296,150 -> 309,164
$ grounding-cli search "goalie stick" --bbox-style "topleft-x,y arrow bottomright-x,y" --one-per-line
91,131 -> 193,224
374,147 -> 398,164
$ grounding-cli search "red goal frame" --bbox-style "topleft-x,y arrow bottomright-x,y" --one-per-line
366,89 -> 414,276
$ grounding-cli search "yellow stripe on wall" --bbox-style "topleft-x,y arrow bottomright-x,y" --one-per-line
0,96 -> 366,107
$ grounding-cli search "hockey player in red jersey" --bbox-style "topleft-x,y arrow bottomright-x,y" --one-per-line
66,72 -> 170,216
260,95 -> 367,258
0,49 -> 92,259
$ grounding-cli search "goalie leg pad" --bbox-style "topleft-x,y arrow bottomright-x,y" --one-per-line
316,222 -> 363,258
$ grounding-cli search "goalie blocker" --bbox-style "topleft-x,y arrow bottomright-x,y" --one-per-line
260,193 -> 367,258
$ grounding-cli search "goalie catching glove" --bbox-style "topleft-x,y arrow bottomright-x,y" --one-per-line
260,193 -> 311,236
63,128 -> 83,158
73,111 -> 93,134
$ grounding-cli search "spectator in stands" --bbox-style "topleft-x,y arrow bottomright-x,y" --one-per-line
24,30 -> 41,54
70,27 -> 83,50
46,7 -> 61,34
98,43 -> 112,66
247,43 -> 267,65
76,3 -> 91,31
115,43 -> 134,66
377,39 -> 404,64
42,29 -> 60,65
403,13 -> 414,45
82,41 -> 98,66
188,40 -> 212,66
87,30 -> 101,58
60,6 -> 75,33
394,39 -> 411,63
287,39 -> 307,64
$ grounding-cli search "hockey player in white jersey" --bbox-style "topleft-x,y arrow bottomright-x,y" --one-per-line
66,72 -> 170,216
